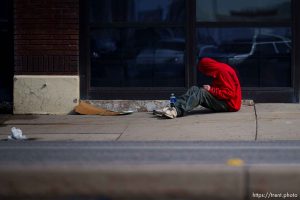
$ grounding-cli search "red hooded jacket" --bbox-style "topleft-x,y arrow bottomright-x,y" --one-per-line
197,58 -> 241,111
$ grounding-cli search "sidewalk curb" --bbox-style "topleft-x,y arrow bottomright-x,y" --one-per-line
1,165 -> 300,200
0,165 -> 245,200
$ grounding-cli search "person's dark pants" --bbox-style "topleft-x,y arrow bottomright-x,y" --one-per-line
174,86 -> 228,117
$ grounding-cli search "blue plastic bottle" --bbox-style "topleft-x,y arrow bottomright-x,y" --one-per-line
170,93 -> 177,107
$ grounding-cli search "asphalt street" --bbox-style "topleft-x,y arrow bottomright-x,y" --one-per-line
1,141 -> 300,166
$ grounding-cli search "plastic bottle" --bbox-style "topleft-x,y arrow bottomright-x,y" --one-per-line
170,93 -> 177,107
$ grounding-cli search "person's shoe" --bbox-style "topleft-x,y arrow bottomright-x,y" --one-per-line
162,107 -> 177,119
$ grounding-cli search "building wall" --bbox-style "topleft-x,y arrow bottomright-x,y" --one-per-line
14,0 -> 80,114
11,0 -> 300,114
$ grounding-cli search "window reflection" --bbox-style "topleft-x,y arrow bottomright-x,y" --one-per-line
0,0 -> 8,20
197,27 -> 291,87
89,0 -> 185,23
90,28 -> 185,87
196,0 -> 291,22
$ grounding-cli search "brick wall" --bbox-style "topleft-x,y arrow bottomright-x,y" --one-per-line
14,0 -> 79,75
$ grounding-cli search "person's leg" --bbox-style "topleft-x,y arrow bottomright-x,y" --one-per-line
175,86 -> 228,116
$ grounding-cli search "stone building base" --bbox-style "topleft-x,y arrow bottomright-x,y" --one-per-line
13,75 -> 79,114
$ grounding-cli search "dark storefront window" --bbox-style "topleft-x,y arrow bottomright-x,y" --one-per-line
196,0 -> 292,88
0,0 -> 13,107
83,0 -> 297,101
89,0 -> 185,23
88,0 -> 186,88
196,0 -> 291,22
90,28 -> 185,87
197,27 -> 292,87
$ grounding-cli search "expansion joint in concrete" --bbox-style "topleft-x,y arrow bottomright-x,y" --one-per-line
254,104 -> 258,141
115,123 -> 129,141
243,166 -> 251,200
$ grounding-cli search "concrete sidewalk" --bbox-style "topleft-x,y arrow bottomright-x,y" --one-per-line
1,103 -> 300,141
1,103 -> 300,200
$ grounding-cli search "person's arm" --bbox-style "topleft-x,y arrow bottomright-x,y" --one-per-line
208,74 -> 235,100
209,86 -> 234,100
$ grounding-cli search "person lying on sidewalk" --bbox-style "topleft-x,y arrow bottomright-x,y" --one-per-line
154,57 -> 242,119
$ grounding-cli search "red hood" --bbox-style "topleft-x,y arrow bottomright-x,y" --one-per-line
197,57 -> 223,78
197,57 -> 242,112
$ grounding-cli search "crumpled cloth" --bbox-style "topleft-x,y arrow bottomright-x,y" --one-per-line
8,127 -> 27,140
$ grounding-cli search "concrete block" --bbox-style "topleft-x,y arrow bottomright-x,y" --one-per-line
87,100 -> 169,112
13,75 -> 79,114
88,99 -> 255,112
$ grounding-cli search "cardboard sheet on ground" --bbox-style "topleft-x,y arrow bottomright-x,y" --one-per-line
74,102 -> 133,116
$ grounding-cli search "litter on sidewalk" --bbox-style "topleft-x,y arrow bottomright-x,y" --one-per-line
74,101 -> 133,116
8,127 -> 27,140
226,158 -> 244,167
